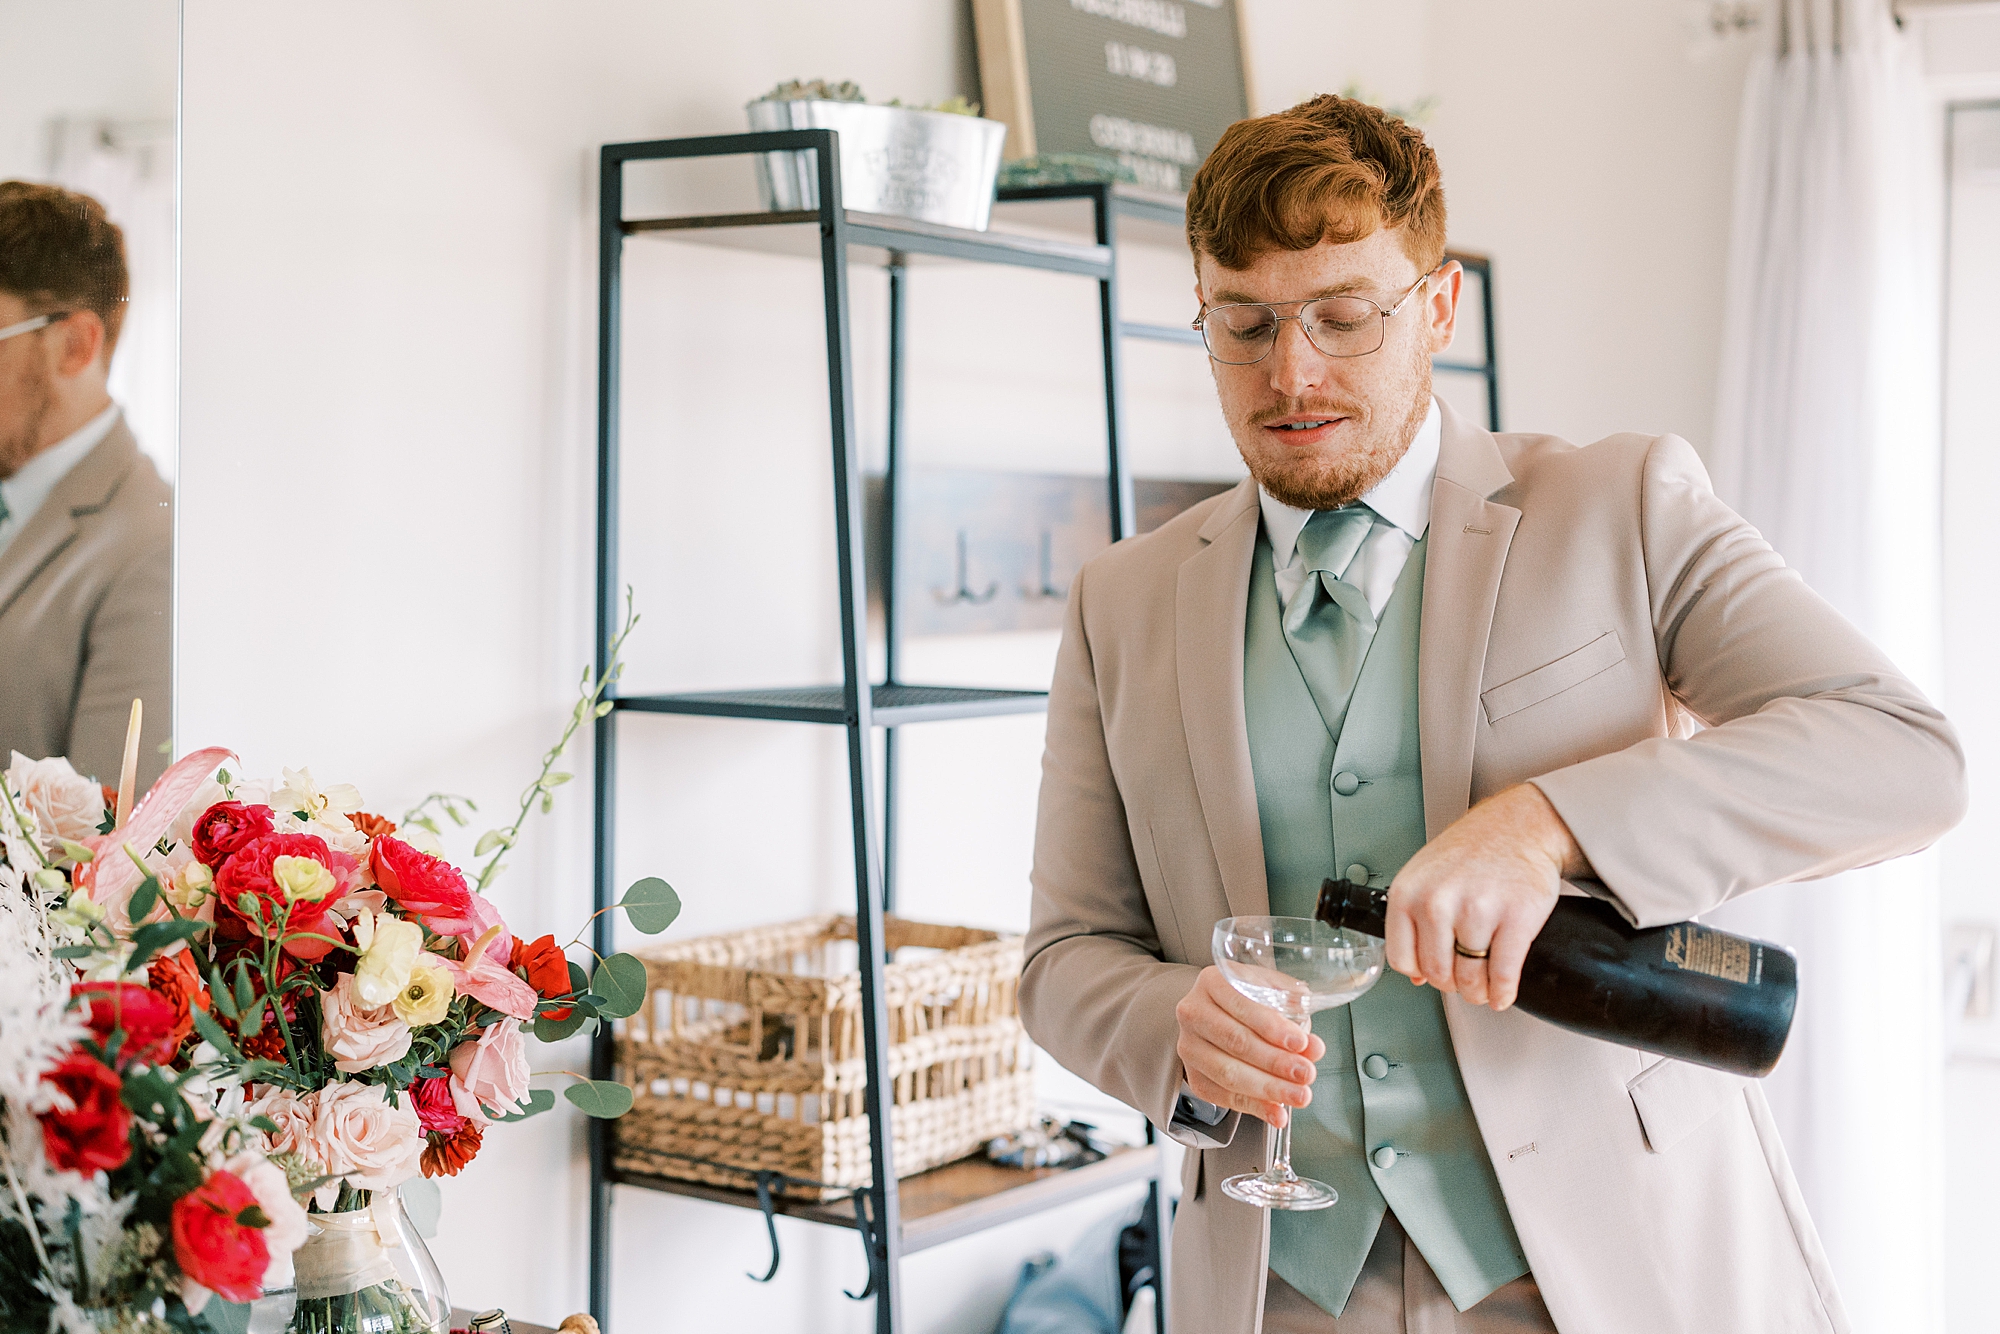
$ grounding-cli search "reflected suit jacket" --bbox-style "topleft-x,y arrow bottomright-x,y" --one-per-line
0,418 -> 172,788
1021,401 -> 1965,1334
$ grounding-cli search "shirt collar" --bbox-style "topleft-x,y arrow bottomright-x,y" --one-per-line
1258,397 -> 1441,567
0,402 -> 120,531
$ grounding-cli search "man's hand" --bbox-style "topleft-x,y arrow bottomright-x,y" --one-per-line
1385,783 -> 1593,1011
1175,965 -> 1326,1127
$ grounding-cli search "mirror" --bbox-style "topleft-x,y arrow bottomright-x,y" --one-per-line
0,1 -> 178,793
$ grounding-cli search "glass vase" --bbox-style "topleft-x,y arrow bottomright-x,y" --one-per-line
281,1186 -> 450,1334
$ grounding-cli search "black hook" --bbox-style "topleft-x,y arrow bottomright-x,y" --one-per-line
934,529 -> 999,605
844,1187 -> 882,1300
745,1170 -> 782,1283
1021,530 -> 1067,600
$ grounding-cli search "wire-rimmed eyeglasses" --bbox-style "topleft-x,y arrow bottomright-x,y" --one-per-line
1192,270 -> 1436,365
0,311 -> 70,344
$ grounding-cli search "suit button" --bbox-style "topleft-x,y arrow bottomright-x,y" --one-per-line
1362,1054 -> 1389,1079
1345,863 -> 1371,885
1333,771 -> 1361,796
1372,1146 -> 1398,1171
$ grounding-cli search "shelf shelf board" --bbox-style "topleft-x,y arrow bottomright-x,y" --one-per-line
611,1143 -> 1161,1253
623,206 -> 1113,278
1122,320 -> 1203,346
612,682 -> 1049,726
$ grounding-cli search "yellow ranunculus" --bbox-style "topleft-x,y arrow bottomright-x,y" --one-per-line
393,956 -> 456,1028
272,854 -> 337,904
352,911 -> 424,1008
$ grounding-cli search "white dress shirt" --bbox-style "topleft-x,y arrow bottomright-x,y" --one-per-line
0,402 -> 121,558
1257,397 -> 1441,612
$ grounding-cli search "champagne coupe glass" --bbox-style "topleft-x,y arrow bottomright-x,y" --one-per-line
1211,915 -> 1386,1210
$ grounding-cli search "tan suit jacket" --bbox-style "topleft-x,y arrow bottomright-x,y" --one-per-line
1022,402 -> 1965,1334
0,417 -> 172,788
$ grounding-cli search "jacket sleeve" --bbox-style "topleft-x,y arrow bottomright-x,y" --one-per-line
1531,434 -> 1967,927
1019,561 -> 1240,1147
67,529 -> 174,791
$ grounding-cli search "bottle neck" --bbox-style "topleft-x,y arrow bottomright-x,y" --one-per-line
1316,877 -> 1390,938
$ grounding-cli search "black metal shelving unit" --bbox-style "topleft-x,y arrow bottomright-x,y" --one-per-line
587,132 -> 1501,1334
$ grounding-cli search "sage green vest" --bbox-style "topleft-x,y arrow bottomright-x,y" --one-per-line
1246,532 -> 1528,1316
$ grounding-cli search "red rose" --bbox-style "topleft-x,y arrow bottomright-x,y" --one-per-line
508,934 -> 574,1022
214,832 -> 353,961
38,1050 -> 132,1173
191,802 -> 275,870
410,1075 -> 467,1136
171,1169 -> 270,1303
147,952 -> 211,1057
72,982 -> 180,1066
370,836 -> 476,935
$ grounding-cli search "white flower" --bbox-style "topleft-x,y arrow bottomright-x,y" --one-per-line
351,910 -> 424,1006
272,767 -> 361,825
396,823 -> 445,858
393,954 -> 456,1028
5,752 -> 104,849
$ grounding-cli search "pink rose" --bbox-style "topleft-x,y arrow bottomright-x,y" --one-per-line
448,1022 -> 531,1121
318,975 -> 413,1074
6,752 -> 105,847
297,1082 -> 423,1208
244,1087 -> 316,1163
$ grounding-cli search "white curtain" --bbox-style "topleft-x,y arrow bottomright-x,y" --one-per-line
1707,1 -> 1945,1330
49,119 -> 177,483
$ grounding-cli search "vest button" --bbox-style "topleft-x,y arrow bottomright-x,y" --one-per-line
1345,863 -> 1371,885
1372,1145 -> 1398,1171
1362,1054 -> 1390,1079
1333,771 -> 1361,796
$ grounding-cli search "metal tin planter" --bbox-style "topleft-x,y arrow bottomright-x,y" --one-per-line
747,99 -> 1007,231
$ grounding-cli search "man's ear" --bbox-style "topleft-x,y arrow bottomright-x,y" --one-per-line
53,310 -> 107,379
1425,261 -> 1463,357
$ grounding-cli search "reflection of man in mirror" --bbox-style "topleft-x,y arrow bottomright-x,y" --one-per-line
0,181 -> 171,790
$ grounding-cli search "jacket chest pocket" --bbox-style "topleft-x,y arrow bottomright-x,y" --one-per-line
1628,1057 -> 1746,1154
1481,630 -> 1626,724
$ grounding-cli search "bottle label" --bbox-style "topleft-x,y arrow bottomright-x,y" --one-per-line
1662,925 -> 1760,985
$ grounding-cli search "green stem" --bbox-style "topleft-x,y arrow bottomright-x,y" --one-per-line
0,782 -> 52,869
473,589 -> 638,894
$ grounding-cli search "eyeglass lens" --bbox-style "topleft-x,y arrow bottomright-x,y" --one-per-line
1200,298 -> 1384,364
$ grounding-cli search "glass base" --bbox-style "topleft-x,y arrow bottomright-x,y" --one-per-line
1220,1169 -> 1339,1211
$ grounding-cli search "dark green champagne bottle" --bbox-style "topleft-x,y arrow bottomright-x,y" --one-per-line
1314,878 -> 1798,1078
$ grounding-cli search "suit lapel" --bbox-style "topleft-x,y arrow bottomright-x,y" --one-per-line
1177,479 -> 1270,921
0,421 -> 137,622
1418,403 -> 1521,838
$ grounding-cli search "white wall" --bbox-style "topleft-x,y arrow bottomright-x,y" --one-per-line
176,2 -> 1760,1328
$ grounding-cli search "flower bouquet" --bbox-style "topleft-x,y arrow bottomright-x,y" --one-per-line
1,608 -> 674,1334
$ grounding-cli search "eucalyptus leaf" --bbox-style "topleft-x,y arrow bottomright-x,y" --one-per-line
202,1300 -> 251,1334
620,877 -> 681,935
589,953 -> 647,1020
491,1088 -> 557,1123
400,1176 -> 443,1238
566,960 -> 589,994
564,1080 -> 634,1118
533,1008 -> 593,1042
52,945 -> 94,960
124,918 -> 204,974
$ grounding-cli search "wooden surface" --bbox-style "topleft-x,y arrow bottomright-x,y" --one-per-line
450,1308 -> 556,1334
612,1142 -> 1160,1254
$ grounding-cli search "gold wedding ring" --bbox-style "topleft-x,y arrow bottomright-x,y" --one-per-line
1453,940 -> 1491,960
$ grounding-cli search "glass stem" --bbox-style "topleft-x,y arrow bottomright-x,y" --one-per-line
1271,1010 -> 1310,1181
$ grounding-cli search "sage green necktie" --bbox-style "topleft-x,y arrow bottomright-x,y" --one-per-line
1281,505 -> 1381,739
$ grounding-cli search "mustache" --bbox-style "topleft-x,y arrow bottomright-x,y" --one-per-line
1247,399 -> 1363,427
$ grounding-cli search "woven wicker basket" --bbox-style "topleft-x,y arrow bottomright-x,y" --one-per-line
614,914 -> 1037,1200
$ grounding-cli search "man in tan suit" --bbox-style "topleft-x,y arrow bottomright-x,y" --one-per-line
1022,97 -> 1964,1333
0,181 -> 171,789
